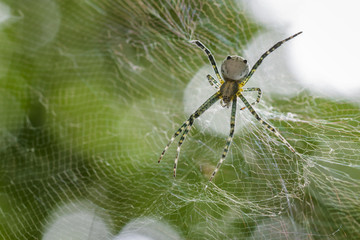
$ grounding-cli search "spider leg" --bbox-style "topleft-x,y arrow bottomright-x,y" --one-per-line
207,74 -> 221,89
158,92 -> 221,175
239,87 -> 262,110
238,93 -> 296,153
209,97 -> 237,181
158,121 -> 189,163
190,40 -> 224,84
173,118 -> 194,177
240,32 -> 302,87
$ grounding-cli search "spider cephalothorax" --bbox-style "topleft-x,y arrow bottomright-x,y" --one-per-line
221,55 -> 249,81
220,55 -> 250,107
159,32 -> 302,181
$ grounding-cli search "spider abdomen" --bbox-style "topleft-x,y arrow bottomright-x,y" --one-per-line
220,80 -> 239,107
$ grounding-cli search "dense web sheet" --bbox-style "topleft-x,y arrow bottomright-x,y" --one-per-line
0,0 -> 359,239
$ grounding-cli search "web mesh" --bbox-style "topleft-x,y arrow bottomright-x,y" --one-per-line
0,0 -> 359,239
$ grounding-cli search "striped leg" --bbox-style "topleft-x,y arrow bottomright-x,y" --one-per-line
209,97 -> 237,181
241,32 -> 302,87
158,121 -> 189,163
240,87 -> 262,110
173,118 -> 194,177
190,40 -> 224,84
159,92 -> 221,176
207,74 -> 221,89
238,93 -> 296,153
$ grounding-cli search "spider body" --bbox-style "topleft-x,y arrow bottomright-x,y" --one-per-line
159,32 -> 302,181
219,55 -> 250,107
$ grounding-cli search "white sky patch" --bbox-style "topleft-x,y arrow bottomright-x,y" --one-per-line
42,202 -> 111,240
114,217 -> 182,240
244,0 -> 360,99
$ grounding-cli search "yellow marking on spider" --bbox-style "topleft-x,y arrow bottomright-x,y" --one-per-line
238,81 -> 246,89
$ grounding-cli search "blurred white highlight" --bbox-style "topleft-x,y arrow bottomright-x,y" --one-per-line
246,0 -> 360,99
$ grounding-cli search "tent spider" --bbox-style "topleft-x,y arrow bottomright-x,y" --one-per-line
159,32 -> 302,181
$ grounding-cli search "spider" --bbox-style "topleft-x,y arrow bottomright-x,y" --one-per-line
158,32 -> 302,181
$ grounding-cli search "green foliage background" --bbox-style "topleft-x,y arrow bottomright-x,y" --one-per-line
0,0 -> 359,239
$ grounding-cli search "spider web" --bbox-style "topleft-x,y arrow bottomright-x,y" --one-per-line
0,0 -> 359,239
